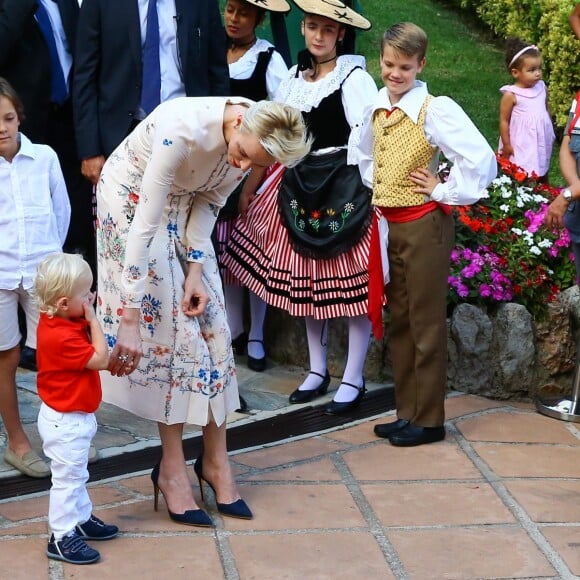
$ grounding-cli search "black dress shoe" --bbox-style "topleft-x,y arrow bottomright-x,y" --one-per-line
247,340 -> 266,372
323,380 -> 366,415
388,424 -> 446,447
374,419 -> 410,439
289,370 -> 330,403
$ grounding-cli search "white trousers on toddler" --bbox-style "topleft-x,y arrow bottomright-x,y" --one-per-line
37,403 -> 97,540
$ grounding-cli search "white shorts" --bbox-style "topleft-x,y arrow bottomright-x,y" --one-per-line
0,284 -> 39,351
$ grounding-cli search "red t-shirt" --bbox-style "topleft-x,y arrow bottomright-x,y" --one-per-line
36,313 -> 102,413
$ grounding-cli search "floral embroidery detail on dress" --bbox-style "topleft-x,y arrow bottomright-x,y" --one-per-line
162,139 -> 173,146
289,199 -> 355,235
188,248 -> 205,260
141,293 -> 162,337
126,264 -> 141,280
121,186 -> 140,224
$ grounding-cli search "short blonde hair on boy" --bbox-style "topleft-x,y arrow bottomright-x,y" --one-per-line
381,22 -> 428,61
34,253 -> 92,317
239,100 -> 313,168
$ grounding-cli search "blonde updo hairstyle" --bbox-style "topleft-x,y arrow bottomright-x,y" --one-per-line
239,100 -> 313,168
34,253 -> 92,317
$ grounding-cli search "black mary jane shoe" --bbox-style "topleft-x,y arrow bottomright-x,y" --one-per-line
374,419 -> 410,439
150,463 -> 213,527
388,424 -> 446,447
193,454 -> 253,520
247,339 -> 266,372
323,380 -> 366,415
288,370 -> 331,404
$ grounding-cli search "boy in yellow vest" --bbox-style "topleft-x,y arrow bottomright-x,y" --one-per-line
358,22 -> 496,446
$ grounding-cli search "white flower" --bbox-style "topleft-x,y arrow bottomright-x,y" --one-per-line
530,246 -> 542,256
511,227 -> 523,236
538,239 -> 552,248
499,204 -> 510,213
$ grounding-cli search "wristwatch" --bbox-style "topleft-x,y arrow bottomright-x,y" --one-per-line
563,188 -> 573,202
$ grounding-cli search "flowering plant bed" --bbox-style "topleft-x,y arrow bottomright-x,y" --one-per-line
448,155 -> 576,318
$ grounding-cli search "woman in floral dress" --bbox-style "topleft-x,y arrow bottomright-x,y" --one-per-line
96,97 -> 310,524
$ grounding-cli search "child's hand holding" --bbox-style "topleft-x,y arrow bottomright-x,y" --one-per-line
500,144 -> 514,159
82,292 -> 96,322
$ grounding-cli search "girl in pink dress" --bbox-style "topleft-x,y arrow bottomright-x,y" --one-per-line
498,38 -> 555,180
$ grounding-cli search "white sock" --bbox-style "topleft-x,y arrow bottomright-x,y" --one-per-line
247,292 -> 267,359
224,285 -> 245,340
333,315 -> 371,403
298,317 -> 328,391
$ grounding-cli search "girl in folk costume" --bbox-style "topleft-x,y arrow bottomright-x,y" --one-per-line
216,0 -> 290,375
222,0 -> 383,414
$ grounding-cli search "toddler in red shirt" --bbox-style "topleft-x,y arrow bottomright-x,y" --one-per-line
34,253 -> 117,565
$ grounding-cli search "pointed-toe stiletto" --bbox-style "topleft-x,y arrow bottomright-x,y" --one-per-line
247,339 -> 266,372
288,370 -> 331,404
323,380 -> 366,415
194,455 -> 253,520
151,463 -> 214,527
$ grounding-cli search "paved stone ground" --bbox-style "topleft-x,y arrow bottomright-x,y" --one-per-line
2,390 -> 580,579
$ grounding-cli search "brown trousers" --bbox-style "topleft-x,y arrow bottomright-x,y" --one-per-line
386,209 -> 455,427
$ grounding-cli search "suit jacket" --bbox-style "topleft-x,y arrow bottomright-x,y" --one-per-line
73,0 -> 230,159
0,0 -> 79,142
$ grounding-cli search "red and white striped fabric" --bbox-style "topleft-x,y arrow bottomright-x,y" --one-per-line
221,163 -> 380,320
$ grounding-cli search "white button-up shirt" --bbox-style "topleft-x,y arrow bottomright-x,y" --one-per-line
0,134 -> 71,290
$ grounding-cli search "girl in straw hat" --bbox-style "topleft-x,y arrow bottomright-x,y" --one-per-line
216,0 -> 290,379
222,0 -> 381,414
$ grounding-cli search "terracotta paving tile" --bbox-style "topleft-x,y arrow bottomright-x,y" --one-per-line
473,443 -> 580,478
61,536 -> 222,578
244,458 -> 342,481
457,411 -> 580,444
115,473 -> 151,495
344,442 -> 481,481
362,482 -> 515,527
0,494 -> 48,522
324,417 -> 392,445
0,538 -> 49,578
505,480 -> 580,523
0,521 -> 46,536
230,531 -> 395,579
541,526 -> 580,576
236,437 -> 346,469
444,394 -> 504,420
221,483 -> 366,531
389,527 -> 556,578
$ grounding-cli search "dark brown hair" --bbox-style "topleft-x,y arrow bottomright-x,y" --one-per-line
505,38 -> 540,72
0,77 -> 25,121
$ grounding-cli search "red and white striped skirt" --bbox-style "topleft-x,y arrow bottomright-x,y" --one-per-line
221,163 -> 377,320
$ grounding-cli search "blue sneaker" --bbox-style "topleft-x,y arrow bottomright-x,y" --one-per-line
47,531 -> 100,564
75,514 -> 119,540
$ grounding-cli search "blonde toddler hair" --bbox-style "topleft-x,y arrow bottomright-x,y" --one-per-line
239,100 -> 313,168
34,253 -> 92,317
381,22 -> 428,61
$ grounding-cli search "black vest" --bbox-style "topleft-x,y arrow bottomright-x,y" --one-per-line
230,47 -> 274,101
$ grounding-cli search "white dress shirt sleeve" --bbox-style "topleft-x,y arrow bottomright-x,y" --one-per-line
266,50 -> 289,100
424,96 -> 496,205
48,150 -> 71,246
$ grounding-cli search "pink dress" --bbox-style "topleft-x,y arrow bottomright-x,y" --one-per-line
498,80 -> 555,177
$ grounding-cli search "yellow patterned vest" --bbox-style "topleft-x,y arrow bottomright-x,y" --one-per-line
371,96 -> 436,208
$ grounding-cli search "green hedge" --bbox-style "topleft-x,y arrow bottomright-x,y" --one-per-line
449,0 -> 580,128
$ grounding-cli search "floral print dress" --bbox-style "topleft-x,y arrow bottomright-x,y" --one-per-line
96,97 -> 249,426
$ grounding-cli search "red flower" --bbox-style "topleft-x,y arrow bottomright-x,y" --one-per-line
311,210 -> 321,219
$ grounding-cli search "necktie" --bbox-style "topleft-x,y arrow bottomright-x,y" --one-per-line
35,2 -> 69,105
141,0 -> 161,115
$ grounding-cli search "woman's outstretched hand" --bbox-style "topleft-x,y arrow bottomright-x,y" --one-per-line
108,308 -> 143,376
182,263 -> 209,317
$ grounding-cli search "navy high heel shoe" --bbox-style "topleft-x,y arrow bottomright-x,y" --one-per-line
193,455 -> 253,520
323,380 -> 366,415
151,463 -> 213,527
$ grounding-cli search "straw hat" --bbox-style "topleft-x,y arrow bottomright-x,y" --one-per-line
243,0 -> 292,13
291,0 -> 371,30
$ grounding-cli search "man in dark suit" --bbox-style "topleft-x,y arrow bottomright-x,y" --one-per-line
0,0 -> 96,368
73,0 -> 230,185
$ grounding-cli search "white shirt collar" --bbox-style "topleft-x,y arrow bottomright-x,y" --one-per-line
372,80 -> 429,124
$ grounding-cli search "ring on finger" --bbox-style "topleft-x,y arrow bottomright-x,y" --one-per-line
118,354 -> 129,363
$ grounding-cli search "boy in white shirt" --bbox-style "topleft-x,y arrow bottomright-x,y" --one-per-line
358,23 -> 496,447
0,77 -> 70,477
